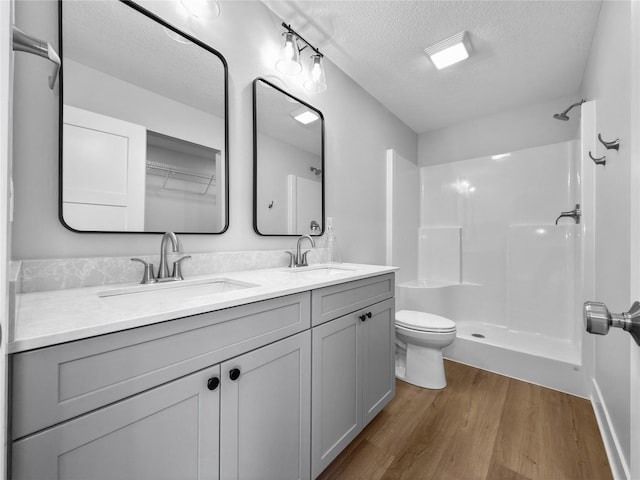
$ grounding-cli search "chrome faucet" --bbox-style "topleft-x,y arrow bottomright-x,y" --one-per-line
555,204 -> 581,225
157,232 -> 191,282
287,235 -> 316,268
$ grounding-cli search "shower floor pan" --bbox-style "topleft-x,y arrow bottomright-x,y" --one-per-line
444,321 -> 585,397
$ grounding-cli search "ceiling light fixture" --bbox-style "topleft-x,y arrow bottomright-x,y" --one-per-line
290,107 -> 319,125
276,23 -> 327,93
424,31 -> 472,70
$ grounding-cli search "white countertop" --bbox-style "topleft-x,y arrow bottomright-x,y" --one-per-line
11,263 -> 397,353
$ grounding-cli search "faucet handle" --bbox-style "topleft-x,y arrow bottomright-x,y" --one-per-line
171,255 -> 191,281
131,258 -> 156,284
300,250 -> 312,267
285,251 -> 296,268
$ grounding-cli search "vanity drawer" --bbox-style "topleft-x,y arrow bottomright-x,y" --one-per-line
12,292 -> 310,440
311,273 -> 394,326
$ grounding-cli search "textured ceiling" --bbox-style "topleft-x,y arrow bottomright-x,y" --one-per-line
62,1 -> 225,117
264,0 -> 603,134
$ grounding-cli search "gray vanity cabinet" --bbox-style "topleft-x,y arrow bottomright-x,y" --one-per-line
12,364 -> 221,480
10,273 -> 395,480
11,292 -> 312,480
310,274 -> 395,479
360,298 -> 396,425
220,330 -> 311,480
311,312 -> 361,477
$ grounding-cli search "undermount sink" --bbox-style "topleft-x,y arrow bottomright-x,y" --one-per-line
98,278 -> 259,300
282,265 -> 356,277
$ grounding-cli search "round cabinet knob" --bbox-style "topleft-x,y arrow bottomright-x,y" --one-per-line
207,377 -> 220,391
229,368 -> 241,381
584,301 -> 611,335
366,312 -> 372,319
359,314 -> 367,322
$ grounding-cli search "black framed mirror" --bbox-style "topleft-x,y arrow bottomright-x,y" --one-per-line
59,0 -> 228,234
253,78 -> 324,236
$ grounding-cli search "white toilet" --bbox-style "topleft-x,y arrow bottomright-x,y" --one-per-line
395,310 -> 456,389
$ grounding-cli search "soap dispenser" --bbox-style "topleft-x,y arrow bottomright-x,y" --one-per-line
323,217 -> 342,263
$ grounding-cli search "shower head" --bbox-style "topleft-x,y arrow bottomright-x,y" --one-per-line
553,99 -> 586,121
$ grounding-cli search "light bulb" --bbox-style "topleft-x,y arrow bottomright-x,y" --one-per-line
276,33 -> 302,75
310,60 -> 322,81
284,40 -> 295,60
303,54 -> 327,93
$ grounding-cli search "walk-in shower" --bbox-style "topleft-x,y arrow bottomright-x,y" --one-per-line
389,102 -> 594,397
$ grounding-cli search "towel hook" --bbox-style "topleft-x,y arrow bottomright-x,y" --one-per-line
598,133 -> 620,151
12,25 -> 60,89
589,151 -> 606,166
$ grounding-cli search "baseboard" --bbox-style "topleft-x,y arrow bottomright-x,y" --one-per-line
591,379 -> 630,480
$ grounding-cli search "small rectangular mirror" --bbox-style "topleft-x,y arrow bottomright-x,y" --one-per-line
253,78 -> 324,236
59,0 -> 228,234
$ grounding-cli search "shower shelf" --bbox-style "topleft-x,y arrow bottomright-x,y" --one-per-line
398,280 -> 482,289
146,161 -> 216,195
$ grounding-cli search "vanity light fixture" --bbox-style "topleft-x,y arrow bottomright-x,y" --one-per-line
424,31 -> 472,70
290,107 -> 319,125
276,23 -> 327,93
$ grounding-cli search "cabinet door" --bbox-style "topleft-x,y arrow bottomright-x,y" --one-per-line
12,365 -> 221,480
220,331 -> 311,480
311,313 -> 361,478
360,298 -> 396,425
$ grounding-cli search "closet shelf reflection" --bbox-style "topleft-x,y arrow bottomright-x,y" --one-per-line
146,160 -> 216,195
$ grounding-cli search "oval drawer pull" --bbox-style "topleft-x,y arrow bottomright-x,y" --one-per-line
229,368 -> 241,381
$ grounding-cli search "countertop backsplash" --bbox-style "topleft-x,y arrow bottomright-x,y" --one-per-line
17,247 -> 329,294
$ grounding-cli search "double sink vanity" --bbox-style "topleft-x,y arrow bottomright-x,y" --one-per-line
10,1 -> 395,478
9,260 -> 397,480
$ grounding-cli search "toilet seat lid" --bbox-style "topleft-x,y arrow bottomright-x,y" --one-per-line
395,310 -> 456,333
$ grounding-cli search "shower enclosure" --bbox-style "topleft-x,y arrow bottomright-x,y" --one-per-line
389,102 -> 595,397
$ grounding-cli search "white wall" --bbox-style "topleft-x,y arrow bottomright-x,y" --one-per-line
581,1 -> 633,475
11,0 -> 417,262
64,59 -> 225,151
418,95 -> 581,167
385,149 -> 419,285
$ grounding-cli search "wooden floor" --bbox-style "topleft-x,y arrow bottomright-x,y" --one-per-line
318,360 -> 612,480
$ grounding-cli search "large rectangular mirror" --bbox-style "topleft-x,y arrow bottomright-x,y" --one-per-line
253,78 -> 324,236
59,0 -> 228,233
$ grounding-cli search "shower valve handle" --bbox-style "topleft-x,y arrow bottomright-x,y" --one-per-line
584,300 -> 640,346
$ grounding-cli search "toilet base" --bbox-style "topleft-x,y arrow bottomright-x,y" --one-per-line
402,343 -> 447,389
